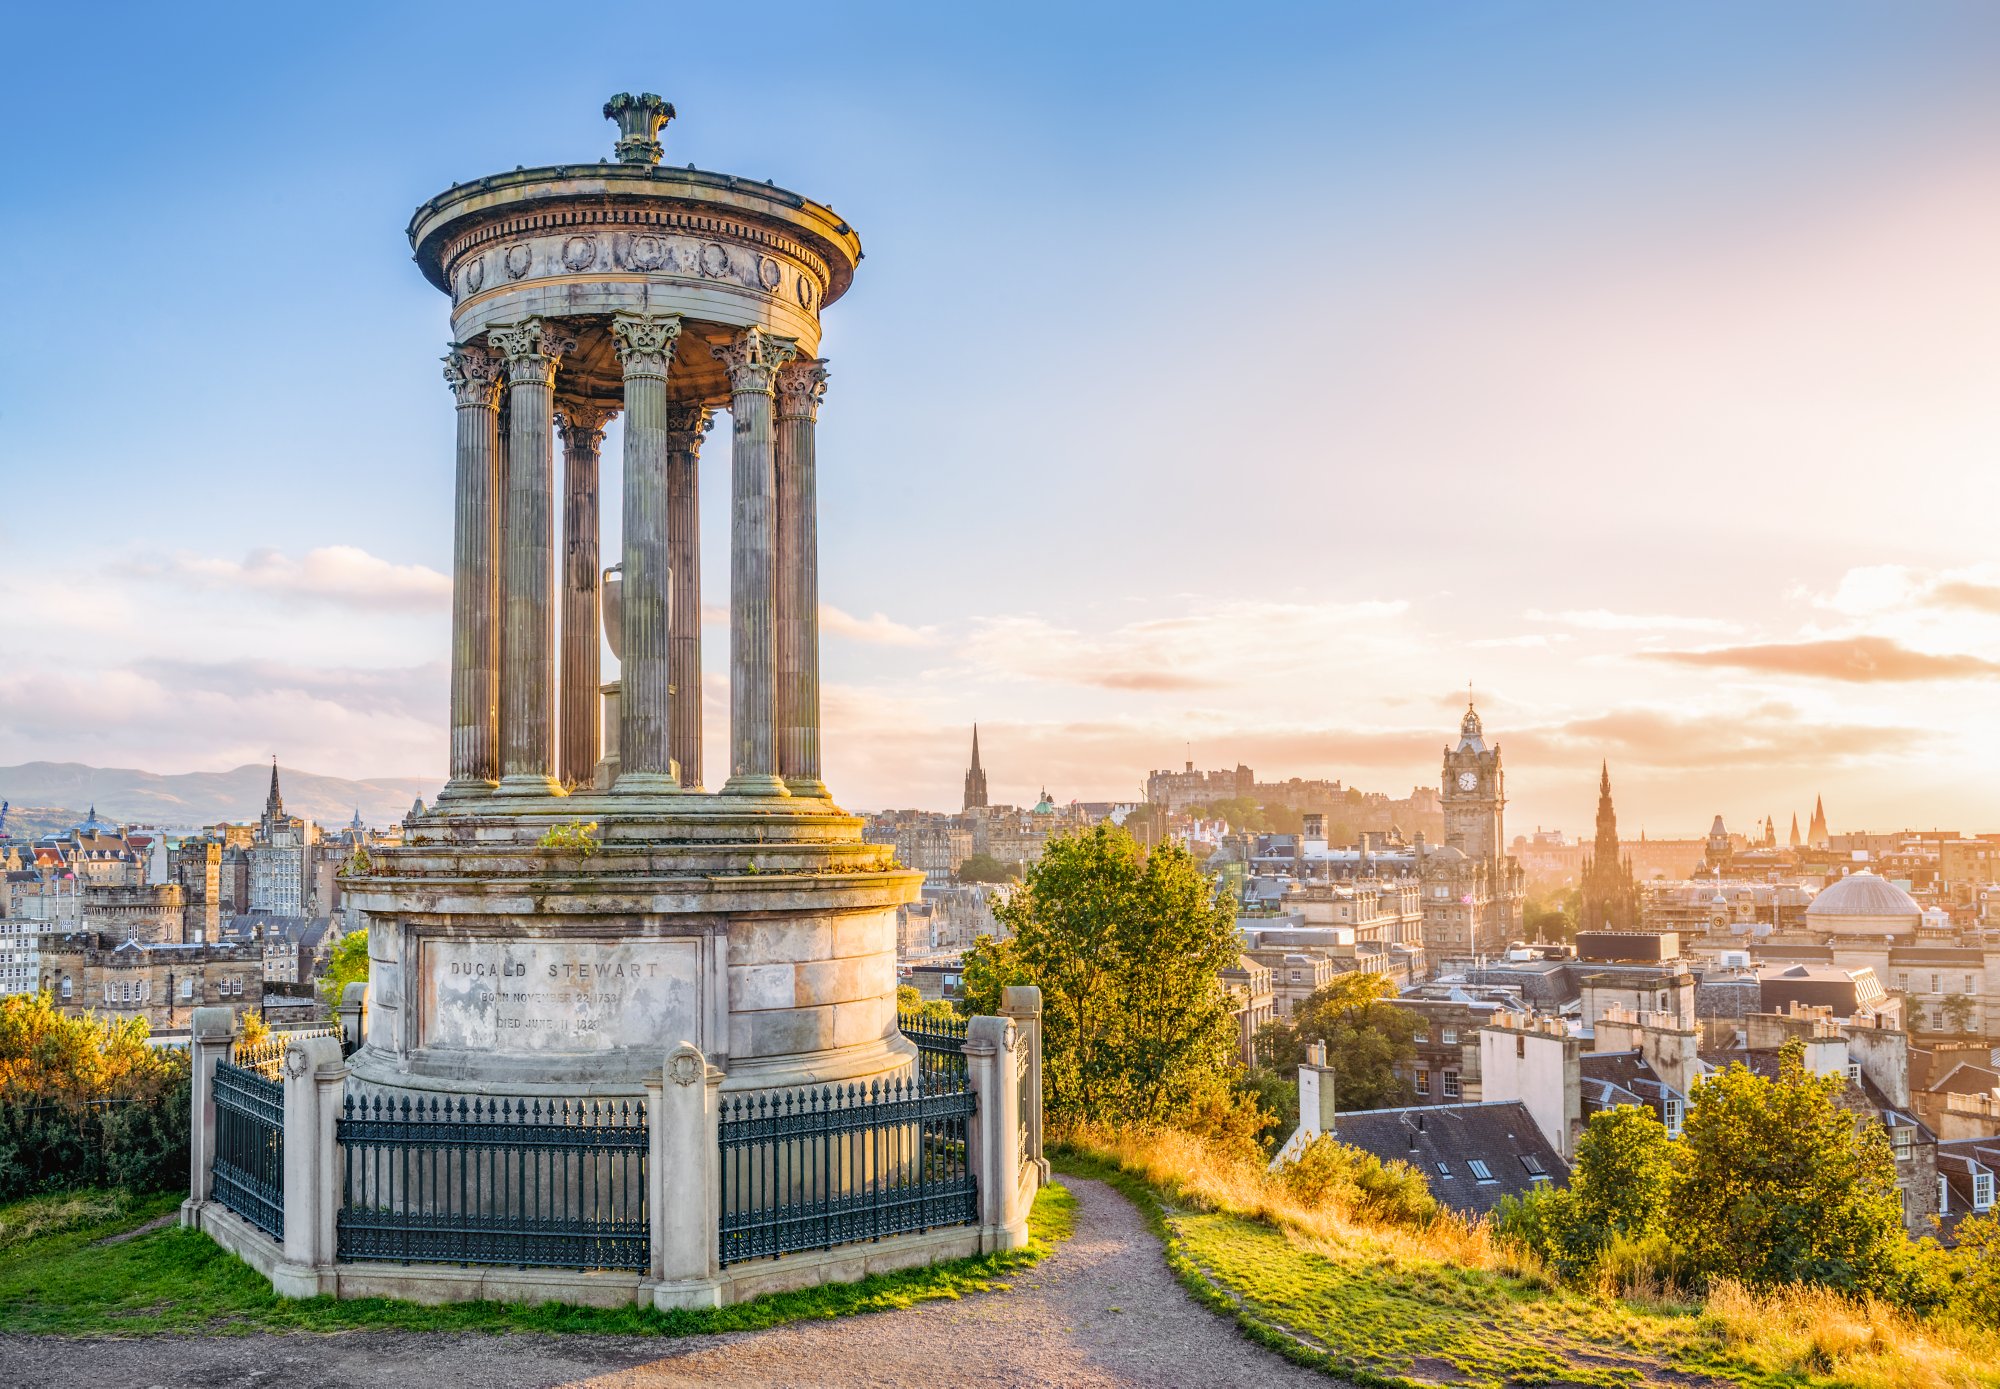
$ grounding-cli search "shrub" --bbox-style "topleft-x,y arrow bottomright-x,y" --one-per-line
1281,1135 -> 1438,1230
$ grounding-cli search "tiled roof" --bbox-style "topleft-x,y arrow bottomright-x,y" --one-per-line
1326,1101 -> 1569,1217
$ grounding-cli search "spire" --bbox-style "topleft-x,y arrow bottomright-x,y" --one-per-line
265,757 -> 283,821
1808,794 -> 1829,849
961,724 -> 989,813
1789,812 -> 1802,849
1592,763 -> 1620,863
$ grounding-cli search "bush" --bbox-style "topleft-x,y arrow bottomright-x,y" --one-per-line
1281,1135 -> 1438,1230
0,993 -> 192,1201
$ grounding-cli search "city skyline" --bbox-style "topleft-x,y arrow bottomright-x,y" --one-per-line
2,3 -> 1997,834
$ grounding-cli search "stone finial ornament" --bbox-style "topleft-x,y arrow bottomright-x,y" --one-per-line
604,92 -> 676,166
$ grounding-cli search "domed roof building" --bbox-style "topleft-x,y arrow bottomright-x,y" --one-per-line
1805,870 -> 1922,937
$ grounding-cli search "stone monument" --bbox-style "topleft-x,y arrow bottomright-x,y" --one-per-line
345,93 -> 919,1099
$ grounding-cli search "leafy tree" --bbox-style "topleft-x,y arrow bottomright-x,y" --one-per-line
1255,972 -> 1419,1111
955,853 -> 1019,885
1496,1105 -> 1673,1277
320,928 -> 369,1012
959,825 -> 1242,1128
1943,993 -> 1976,1034
1282,1135 -> 1438,1229
894,983 -> 961,1024
1666,1038 -> 1904,1295
1522,886 -> 1580,943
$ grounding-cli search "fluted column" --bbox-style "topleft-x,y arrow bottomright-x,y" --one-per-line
488,317 -> 576,796
664,404 -> 714,790
557,400 -> 616,789
712,327 -> 798,797
439,343 -> 503,798
611,312 -> 684,794
775,359 -> 830,799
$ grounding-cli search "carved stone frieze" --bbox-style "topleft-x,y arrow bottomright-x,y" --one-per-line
561,235 -> 597,271
712,328 -> 799,396
504,244 -> 532,279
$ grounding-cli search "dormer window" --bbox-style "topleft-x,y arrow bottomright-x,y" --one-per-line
1892,1127 -> 1914,1161
1664,1097 -> 1682,1136
1976,1172 -> 1994,1211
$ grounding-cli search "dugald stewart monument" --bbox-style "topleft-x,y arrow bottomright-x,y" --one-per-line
177,93 -> 1044,1312
353,90 -> 907,1101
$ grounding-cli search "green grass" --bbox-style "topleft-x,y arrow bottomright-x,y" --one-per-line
0,1181 -> 1077,1337
1052,1149 -> 1968,1389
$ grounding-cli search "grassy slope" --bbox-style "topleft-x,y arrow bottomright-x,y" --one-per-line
0,1183 -> 1077,1336
1057,1149 -> 2000,1389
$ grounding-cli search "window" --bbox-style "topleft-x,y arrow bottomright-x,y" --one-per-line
1415,1069 -> 1430,1096
1664,1097 -> 1682,1136
1468,1159 -> 1495,1182
1442,1070 -> 1461,1100
1520,1154 -> 1545,1175
1441,1026 -> 1459,1045
1847,1061 -> 1861,1083
1516,1035 -> 1526,1059
1931,1007 -> 1944,1031
1940,1175 -> 1950,1215
180,977 -> 193,1001
1434,1161 -> 1451,1178
1970,976 -> 1980,996
1658,992 -> 1668,1012
1413,1028 -> 1431,1044
1892,1127 -> 1914,1161
1976,1172 -> 1994,1211
1933,974 -> 1942,995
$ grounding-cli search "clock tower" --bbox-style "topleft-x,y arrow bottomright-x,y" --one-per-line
1442,702 -> 1504,861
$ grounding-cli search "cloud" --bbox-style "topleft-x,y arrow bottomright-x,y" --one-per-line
818,605 -> 939,647
1510,702 -> 1927,771
140,545 -> 449,610
1528,608 -> 1738,633
1815,565 -> 2000,619
1646,636 -> 2000,682
955,599 -> 1411,693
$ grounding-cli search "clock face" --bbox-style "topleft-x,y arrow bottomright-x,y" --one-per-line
1456,771 -> 1479,792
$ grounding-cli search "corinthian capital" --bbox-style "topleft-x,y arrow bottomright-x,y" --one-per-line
556,400 -> 618,454
611,312 -> 683,380
487,318 -> 576,386
442,343 -> 501,408
663,403 -> 715,449
711,327 -> 799,397
775,359 -> 830,421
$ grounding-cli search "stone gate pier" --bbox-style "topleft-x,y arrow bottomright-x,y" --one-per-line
343,92 -> 914,1102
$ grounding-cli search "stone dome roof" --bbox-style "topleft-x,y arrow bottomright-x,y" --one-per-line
1806,870 -> 1920,921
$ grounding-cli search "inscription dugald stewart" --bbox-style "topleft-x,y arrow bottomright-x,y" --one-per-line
422,938 -> 701,1054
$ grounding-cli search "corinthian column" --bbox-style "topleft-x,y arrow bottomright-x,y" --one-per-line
610,312 -> 684,794
487,317 -> 576,796
439,343 -> 502,798
712,327 -> 798,797
775,359 -> 830,799
664,403 -> 714,789
557,400 -> 616,789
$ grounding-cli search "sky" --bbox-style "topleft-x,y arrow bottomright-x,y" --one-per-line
2,2 -> 1998,838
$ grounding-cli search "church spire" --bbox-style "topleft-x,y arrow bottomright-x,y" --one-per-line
1789,811 -> 1801,849
265,757 -> 283,822
1580,762 -> 1640,931
962,725 -> 989,813
1808,794 -> 1829,849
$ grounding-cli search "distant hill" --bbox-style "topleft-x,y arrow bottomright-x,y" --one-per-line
0,762 -> 438,832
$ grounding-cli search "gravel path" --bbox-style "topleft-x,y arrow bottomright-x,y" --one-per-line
0,1176 -> 1344,1389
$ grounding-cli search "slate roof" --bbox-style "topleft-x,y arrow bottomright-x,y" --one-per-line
1326,1101 -> 1569,1217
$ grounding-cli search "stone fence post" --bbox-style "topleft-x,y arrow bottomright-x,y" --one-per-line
964,1015 -> 1028,1250
335,982 -> 366,1051
273,1033 -> 347,1298
648,1041 -> 724,1309
181,1006 -> 237,1227
999,985 -> 1048,1183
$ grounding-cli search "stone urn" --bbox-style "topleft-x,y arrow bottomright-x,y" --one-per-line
601,565 -> 623,660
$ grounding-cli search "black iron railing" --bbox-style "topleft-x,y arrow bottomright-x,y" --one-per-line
212,1059 -> 285,1239
230,1034 -> 290,1081
717,1075 -> 977,1267
898,1009 -> 968,1092
335,1094 -> 648,1272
